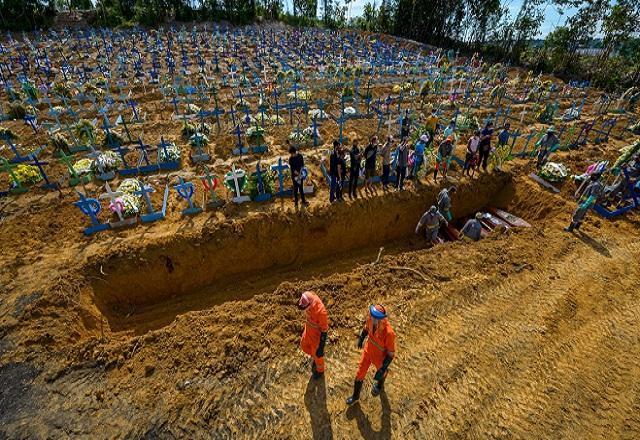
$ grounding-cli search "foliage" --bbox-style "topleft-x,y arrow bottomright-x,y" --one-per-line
158,141 -> 181,163
246,125 -> 266,143
50,133 -> 71,154
0,127 -> 18,142
73,158 -> 93,175
0,0 -> 55,31
246,167 -> 276,198
91,150 -> 122,173
189,133 -> 209,147
8,102 -> 33,120
539,162 -> 569,182
12,164 -> 42,185
102,130 -> 126,148
613,140 -> 640,170
75,119 -> 95,144
52,82 -> 73,99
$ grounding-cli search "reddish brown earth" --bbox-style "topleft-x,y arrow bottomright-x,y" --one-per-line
1,37 -> 639,438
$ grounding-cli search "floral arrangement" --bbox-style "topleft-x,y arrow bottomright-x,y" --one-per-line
235,99 -> 250,111
181,121 -> 211,139
50,133 -> 70,154
613,140 -> 640,170
91,150 -> 122,173
246,126 -> 266,143
0,127 -> 18,141
287,89 -> 311,101
118,178 -> 142,195
73,158 -> 93,175
8,102 -> 34,120
539,162 -> 569,182
562,107 -> 581,122
288,130 -> 306,143
75,119 -> 95,144
269,115 -> 284,125
102,130 -> 126,148
52,82 -> 72,98
114,179 -> 142,217
189,133 -> 209,147
158,142 -> 181,163
185,103 -> 201,115
303,126 -> 320,141
453,112 -> 479,131
246,167 -> 276,198
308,109 -> 327,120
12,164 -> 42,185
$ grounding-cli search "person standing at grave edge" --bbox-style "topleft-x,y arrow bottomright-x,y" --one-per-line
493,123 -> 511,171
464,130 -> 481,176
380,136 -> 393,191
478,121 -> 494,172
425,110 -> 439,148
434,136 -> 454,182
363,136 -> 378,195
289,145 -> 308,208
535,126 -> 560,169
401,109 -> 411,138
348,140 -> 362,199
410,134 -> 428,179
298,291 -> 329,379
329,141 -> 344,203
395,138 -> 409,190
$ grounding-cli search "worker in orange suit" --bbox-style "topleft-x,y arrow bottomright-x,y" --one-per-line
346,304 -> 396,404
298,291 -> 329,379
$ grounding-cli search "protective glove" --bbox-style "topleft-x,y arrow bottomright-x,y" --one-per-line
357,329 -> 368,349
316,332 -> 327,358
374,354 -> 394,381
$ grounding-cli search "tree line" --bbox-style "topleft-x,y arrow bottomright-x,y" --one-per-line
0,0 -> 638,91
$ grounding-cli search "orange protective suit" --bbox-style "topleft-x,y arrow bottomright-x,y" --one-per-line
300,292 -> 329,373
356,316 -> 396,380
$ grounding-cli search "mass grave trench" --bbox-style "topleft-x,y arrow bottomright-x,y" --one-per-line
87,172 -> 514,330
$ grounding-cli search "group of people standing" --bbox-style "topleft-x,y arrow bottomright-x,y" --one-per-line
317,110 -> 514,204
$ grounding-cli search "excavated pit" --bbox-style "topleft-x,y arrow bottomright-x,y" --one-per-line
87,172 -> 514,333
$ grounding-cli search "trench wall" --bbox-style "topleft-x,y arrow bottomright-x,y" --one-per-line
90,173 -> 512,312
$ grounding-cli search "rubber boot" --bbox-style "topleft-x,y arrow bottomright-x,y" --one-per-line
346,380 -> 363,405
564,222 -> 576,232
312,361 -> 324,379
372,377 -> 385,397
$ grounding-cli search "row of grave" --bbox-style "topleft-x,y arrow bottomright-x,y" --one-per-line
1,97 -> 636,199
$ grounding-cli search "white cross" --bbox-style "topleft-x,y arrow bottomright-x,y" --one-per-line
386,112 -> 394,137
99,182 -> 125,222
520,108 -> 527,125
225,164 -> 247,201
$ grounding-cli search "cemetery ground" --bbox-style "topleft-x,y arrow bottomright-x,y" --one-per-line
2,115 -> 640,438
1,28 -> 640,438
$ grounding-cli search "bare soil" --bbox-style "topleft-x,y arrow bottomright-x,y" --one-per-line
1,31 -> 639,439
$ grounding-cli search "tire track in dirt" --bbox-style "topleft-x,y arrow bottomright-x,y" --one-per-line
204,233 -> 640,439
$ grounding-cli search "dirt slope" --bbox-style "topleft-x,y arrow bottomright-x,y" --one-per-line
1,162 -> 640,439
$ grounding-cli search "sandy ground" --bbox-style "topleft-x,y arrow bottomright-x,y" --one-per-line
1,29 -> 640,439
